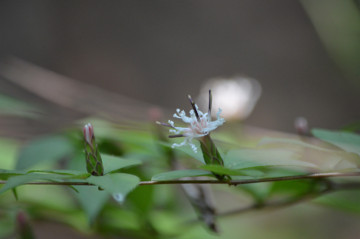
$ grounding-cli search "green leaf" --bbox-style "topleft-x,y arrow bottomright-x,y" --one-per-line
0,173 -> 67,194
269,180 -> 318,198
26,170 -> 90,179
97,138 -> 124,156
126,186 -> 155,217
0,169 -> 25,180
312,128 -> 360,156
314,191 -> 360,214
238,183 -> 272,203
86,173 -> 139,203
0,138 -> 19,170
341,121 -> 360,132
101,154 -> 142,174
258,137 -> 337,152
27,169 -> 83,175
74,185 -> 109,224
199,164 -> 251,176
258,136 -> 360,171
261,167 -> 308,178
11,188 -> 18,200
158,141 -> 204,163
111,129 -> 158,155
151,169 -> 211,181
16,135 -> 74,170
224,149 -> 318,169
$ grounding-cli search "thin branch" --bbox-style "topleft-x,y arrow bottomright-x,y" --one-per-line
185,181 -> 360,225
0,171 -> 360,186
139,171 -> 360,185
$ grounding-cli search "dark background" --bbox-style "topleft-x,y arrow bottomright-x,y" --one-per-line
0,0 -> 359,132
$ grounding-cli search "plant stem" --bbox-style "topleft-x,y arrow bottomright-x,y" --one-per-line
0,171 -> 360,186
141,172 -> 360,185
184,181 -> 360,226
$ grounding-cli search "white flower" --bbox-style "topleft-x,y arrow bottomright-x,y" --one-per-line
157,92 -> 225,153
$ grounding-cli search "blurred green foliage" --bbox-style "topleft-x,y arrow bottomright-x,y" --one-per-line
1,91 -> 360,238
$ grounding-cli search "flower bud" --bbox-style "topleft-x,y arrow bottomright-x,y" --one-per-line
83,123 -> 104,176
16,211 -> 34,239
83,123 -> 94,145
294,117 -> 309,136
199,135 -> 228,180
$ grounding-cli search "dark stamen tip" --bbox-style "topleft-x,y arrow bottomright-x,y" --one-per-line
187,94 -> 200,121
208,89 -> 212,117
169,134 -> 184,138
156,121 -> 175,129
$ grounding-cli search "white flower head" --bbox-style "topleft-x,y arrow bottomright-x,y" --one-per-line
157,90 -> 225,153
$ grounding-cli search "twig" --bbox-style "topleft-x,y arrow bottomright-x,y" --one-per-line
185,181 -> 360,225
139,172 -> 360,185
0,171 -> 360,186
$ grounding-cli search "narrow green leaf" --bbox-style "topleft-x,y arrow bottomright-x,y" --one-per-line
258,136 -> 360,170
101,154 -> 142,174
261,168 -> 308,178
11,188 -> 18,200
151,169 -> 211,181
86,173 -> 139,203
26,169 -> 84,175
0,173 -> 67,194
258,137 -> 337,152
199,165 -> 250,176
16,136 -> 74,170
312,129 -> 360,156
67,185 -> 79,193
314,191 -> 360,214
25,170 -> 90,179
0,169 -> 25,180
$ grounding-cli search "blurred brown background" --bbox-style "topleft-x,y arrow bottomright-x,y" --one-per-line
0,0 -> 359,132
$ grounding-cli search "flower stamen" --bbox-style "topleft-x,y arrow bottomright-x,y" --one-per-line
156,121 -> 176,129
168,134 -> 185,138
188,94 -> 200,122
208,90 -> 212,120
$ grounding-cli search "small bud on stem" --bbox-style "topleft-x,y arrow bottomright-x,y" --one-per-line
83,123 -> 104,176
83,123 -> 94,146
16,211 -> 35,239
294,117 -> 309,136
